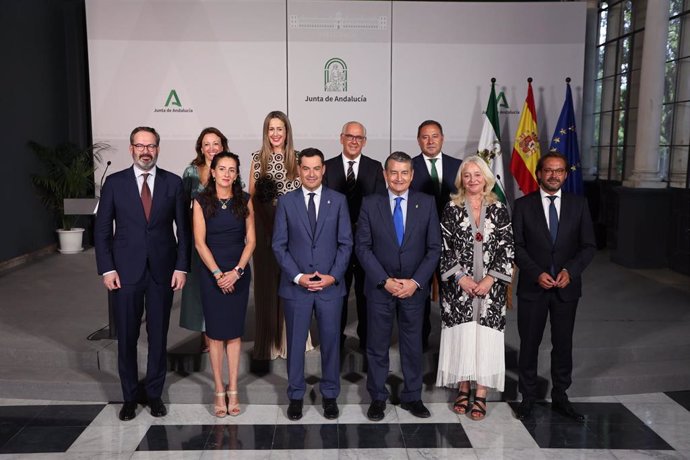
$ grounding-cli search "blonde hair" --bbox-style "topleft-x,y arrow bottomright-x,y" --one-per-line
258,111 -> 297,180
450,155 -> 498,206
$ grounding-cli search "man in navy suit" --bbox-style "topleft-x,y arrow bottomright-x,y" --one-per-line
356,151 -> 441,421
323,121 -> 386,351
513,151 -> 596,422
410,120 -> 462,349
272,148 -> 353,421
95,126 -> 190,421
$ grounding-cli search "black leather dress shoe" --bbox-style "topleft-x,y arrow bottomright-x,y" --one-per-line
400,400 -> 431,418
552,400 -> 585,422
287,399 -> 303,421
118,402 -> 137,421
367,400 -> 386,421
516,400 -> 533,420
149,398 -> 167,417
322,398 -> 339,419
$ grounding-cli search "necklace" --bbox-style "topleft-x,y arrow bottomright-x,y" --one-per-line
219,197 -> 231,209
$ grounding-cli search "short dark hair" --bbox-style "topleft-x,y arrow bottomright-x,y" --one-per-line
130,126 -> 160,146
298,148 -> 325,165
537,150 -> 569,172
385,151 -> 412,170
417,120 -> 443,138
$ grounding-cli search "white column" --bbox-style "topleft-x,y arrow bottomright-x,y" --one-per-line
623,0 -> 670,188
580,0 -> 599,181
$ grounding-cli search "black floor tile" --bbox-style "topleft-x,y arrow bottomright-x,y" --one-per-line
137,425 -> 212,451
0,405 -> 46,425
524,421 -> 599,449
589,422 -> 673,450
400,423 -> 472,449
205,424 -> 275,450
0,426 -> 85,454
29,404 -> 106,427
666,390 -> 690,411
0,421 -> 25,449
576,402 -> 647,424
273,424 -> 338,450
338,423 -> 405,449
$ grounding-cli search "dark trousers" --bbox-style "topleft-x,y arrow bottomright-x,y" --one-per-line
367,297 -> 424,403
339,255 -> 367,348
517,291 -> 579,402
113,267 -> 174,402
283,296 -> 342,400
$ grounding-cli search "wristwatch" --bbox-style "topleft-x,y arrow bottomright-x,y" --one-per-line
234,266 -> 244,278
376,278 -> 387,289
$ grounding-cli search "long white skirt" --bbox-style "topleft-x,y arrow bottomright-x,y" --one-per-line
435,321 -> 505,391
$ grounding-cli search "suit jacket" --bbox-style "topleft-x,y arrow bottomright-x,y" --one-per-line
272,185 -> 353,301
410,153 -> 462,217
94,166 -> 191,285
355,190 -> 441,304
512,190 -> 596,302
323,153 -> 386,228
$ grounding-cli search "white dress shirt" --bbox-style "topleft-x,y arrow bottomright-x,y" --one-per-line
539,188 -> 562,231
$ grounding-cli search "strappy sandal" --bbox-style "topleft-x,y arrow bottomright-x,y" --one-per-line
453,390 -> 471,415
470,396 -> 487,421
214,391 -> 227,418
227,389 -> 241,416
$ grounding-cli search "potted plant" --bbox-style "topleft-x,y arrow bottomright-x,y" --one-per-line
29,140 -> 109,253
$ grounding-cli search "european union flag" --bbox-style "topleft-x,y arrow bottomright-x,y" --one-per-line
549,81 -> 583,195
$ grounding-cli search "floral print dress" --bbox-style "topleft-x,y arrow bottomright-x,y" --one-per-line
435,200 -> 514,391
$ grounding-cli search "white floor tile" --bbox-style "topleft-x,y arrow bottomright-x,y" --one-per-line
338,403 -> 399,424
407,447 -> 478,459
611,449 -> 689,459
460,419 -> 538,449
338,448 -> 408,459
131,451 -> 203,460
67,424 -> 150,454
394,403 -> 462,424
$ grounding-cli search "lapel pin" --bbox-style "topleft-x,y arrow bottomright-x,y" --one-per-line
415,204 -> 419,208
327,200 -> 331,204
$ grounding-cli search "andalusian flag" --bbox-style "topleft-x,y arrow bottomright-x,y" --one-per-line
549,79 -> 584,195
477,78 -> 506,203
510,79 -> 540,194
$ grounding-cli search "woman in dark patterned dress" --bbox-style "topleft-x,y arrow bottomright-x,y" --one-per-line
249,111 -> 313,359
435,155 -> 514,420
194,151 -> 255,417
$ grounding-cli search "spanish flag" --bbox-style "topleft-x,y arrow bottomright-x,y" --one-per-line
510,79 -> 540,194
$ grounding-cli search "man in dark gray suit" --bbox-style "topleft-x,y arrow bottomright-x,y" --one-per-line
272,148 -> 353,421
512,151 -> 596,422
356,151 -> 441,421
323,121 -> 386,350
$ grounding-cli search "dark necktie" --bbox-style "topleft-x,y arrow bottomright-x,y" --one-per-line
346,160 -> 356,195
548,196 -> 558,243
141,173 -> 152,222
307,192 -> 316,234
429,158 -> 441,196
393,196 -> 404,246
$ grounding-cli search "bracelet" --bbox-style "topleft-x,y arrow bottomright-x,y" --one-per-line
211,269 -> 222,275
215,273 -> 225,280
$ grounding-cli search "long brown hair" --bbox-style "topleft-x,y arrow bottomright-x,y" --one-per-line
198,151 -> 248,219
258,111 -> 297,180
191,127 -> 229,167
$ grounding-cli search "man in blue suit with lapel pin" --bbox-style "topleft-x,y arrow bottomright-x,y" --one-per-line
272,148 -> 353,421
410,120 -> 462,349
356,151 -> 441,421
512,151 -> 596,422
95,126 -> 190,421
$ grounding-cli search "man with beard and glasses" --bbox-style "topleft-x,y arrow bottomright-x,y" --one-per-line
95,126 -> 190,421
512,151 -> 595,422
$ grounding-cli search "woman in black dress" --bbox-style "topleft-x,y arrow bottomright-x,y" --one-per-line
193,151 -> 255,417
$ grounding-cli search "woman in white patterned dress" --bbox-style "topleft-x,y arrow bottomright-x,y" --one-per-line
435,156 -> 514,420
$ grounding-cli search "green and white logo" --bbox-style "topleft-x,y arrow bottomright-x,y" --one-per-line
324,58 -> 347,92
154,89 -> 193,113
497,91 -> 509,109
164,89 -> 182,108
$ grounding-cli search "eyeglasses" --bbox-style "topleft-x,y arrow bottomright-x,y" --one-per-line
132,143 -> 158,152
542,168 -> 566,175
342,134 -> 366,143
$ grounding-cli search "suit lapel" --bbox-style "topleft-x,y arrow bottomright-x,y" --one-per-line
402,192 -> 421,248
377,195 -> 399,244
293,188 -> 313,237
332,155 -> 347,189
314,188 -> 332,240
149,169 -> 166,225
531,192 -> 553,244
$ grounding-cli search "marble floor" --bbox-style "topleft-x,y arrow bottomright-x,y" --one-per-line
1,391 -> 689,459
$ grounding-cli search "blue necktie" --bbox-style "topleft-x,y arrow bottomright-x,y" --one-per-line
308,192 -> 316,234
548,196 -> 558,244
393,196 -> 404,246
